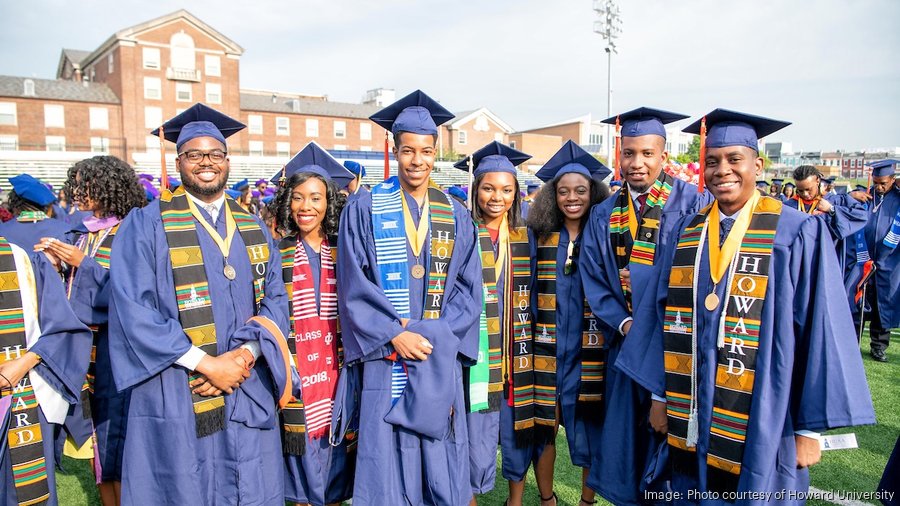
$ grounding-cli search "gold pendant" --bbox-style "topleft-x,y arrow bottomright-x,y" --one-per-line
223,264 -> 237,280
411,264 -> 426,279
704,292 -> 720,311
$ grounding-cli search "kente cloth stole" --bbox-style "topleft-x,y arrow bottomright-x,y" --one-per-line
468,223 -> 502,413
16,211 -> 48,223
883,204 -> 900,249
535,234 -> 607,417
159,187 -> 269,438
609,172 -> 674,311
67,224 -> 118,420
663,196 -> 781,487
279,236 -> 342,455
370,178 -> 454,403
0,238 -> 51,506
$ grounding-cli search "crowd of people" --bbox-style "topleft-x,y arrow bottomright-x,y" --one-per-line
0,92 -> 896,506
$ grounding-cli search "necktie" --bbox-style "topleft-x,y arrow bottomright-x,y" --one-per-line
204,204 -> 218,226
719,217 -> 735,247
636,193 -> 649,217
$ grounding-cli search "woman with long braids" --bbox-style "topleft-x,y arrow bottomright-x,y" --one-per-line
275,143 -> 357,506
38,155 -> 146,506
526,141 -> 610,506
453,142 -> 538,506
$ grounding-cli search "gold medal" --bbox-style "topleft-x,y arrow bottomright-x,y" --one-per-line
224,264 -> 237,280
704,292 -> 720,311
411,264 -> 426,279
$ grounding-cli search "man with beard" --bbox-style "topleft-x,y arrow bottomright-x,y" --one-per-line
107,104 -> 292,504
580,107 -> 712,505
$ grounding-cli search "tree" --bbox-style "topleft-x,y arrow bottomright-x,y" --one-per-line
674,136 -> 701,164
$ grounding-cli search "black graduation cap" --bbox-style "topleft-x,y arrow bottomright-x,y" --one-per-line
150,103 -> 246,151
601,107 -> 689,139
535,140 -> 610,183
283,142 -> 355,188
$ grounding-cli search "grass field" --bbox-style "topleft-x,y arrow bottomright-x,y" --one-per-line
55,329 -> 897,505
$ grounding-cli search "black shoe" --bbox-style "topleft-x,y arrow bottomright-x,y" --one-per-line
871,349 -> 887,362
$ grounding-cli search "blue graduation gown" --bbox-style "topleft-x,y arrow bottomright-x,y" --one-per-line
862,189 -> 900,329
61,234 -> 131,482
336,189 -> 481,506
283,241 -> 355,506
616,207 -> 876,505
579,179 -> 711,505
108,200 -> 291,506
0,217 -> 76,249
1,249 -> 92,506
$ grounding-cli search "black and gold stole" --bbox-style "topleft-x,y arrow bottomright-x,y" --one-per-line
663,196 -> 781,491
0,238 -> 51,506
159,187 -> 269,437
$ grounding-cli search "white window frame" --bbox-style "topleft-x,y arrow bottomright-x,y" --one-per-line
90,137 -> 109,153
458,130 -> 467,145
89,107 -> 109,130
144,106 -> 163,130
108,52 -> 114,74
205,55 -> 221,77
145,135 -> 161,153
360,122 -> 372,141
144,77 -> 162,100
276,141 -> 291,158
45,136 -> 66,152
306,119 -> 319,137
0,135 -> 18,151
334,121 -> 347,139
175,82 -> 192,102
248,140 -> 264,157
359,146 -> 372,152
143,47 -> 161,70
276,116 -> 290,136
205,83 -> 222,105
248,114 -> 263,135
0,103 -> 17,126
44,104 -> 65,128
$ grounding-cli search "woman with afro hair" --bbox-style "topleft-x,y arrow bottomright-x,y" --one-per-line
38,155 -> 145,506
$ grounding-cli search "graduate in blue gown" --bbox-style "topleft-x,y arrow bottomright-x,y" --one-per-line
615,109 -> 876,505
38,155 -> 146,505
450,142 -> 535,504
336,90 -> 482,506
108,104 -> 292,505
527,141 -> 612,506
275,142 -> 358,506
0,174 -> 76,249
855,159 -> 900,362
0,239 -> 92,506
342,160 -> 370,200
580,108 -> 712,506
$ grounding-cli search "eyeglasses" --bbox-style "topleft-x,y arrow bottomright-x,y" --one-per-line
564,240 -> 580,275
178,149 -> 227,164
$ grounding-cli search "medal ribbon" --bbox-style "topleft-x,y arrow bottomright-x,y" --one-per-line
707,191 -> 759,285
185,197 -> 237,261
493,215 -> 510,285
400,192 -> 430,257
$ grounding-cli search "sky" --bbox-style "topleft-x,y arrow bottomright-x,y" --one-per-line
1,0 -> 898,152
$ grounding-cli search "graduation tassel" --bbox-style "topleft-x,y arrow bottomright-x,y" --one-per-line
383,129 -> 390,180
697,116 -> 707,193
687,408 -> 699,447
466,155 -> 474,210
613,115 -> 622,181
158,124 -> 168,191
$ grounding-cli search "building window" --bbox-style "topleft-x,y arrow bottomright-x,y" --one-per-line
306,119 -> 319,137
144,77 -> 161,99
89,107 -> 109,130
145,135 -> 161,153
0,103 -> 16,126
90,137 -> 109,153
0,136 -> 18,151
509,140 -> 517,149
108,52 -> 114,74
360,146 -> 372,152
248,140 -> 264,157
170,32 -> 196,70
276,142 -> 291,158
248,114 -> 263,135
276,116 -> 290,136
334,121 -> 346,139
205,55 -> 221,77
334,144 -> 347,151
360,123 -> 372,141
144,106 -> 163,129
458,130 -> 467,145
206,83 -> 221,104
46,136 -> 66,152
143,47 -> 161,70
176,82 -> 192,102
44,104 -> 65,128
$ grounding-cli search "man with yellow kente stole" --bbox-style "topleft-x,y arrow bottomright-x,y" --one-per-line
336,90 -> 482,505
615,109 -> 875,504
580,107 -> 711,506
107,104 -> 292,505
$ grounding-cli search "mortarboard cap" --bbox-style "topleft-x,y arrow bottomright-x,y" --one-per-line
869,159 -> 899,177
526,182 -> 541,193
262,195 -> 275,205
283,141 -> 355,188
771,178 -> 784,185
270,169 -> 284,185
683,109 -> 790,151
225,189 -> 242,199
167,176 -> 181,189
535,140 -> 611,182
824,176 -> 836,184
150,103 -> 246,151
343,160 -> 367,178
756,181 -> 770,188
784,182 -> 796,189
610,179 -> 623,188
138,173 -> 154,181
855,184 -> 867,191
452,141 -> 531,178
601,107 -> 689,139
9,174 -> 56,206
255,178 -> 268,187
140,179 -> 160,199
231,179 -> 249,192
369,90 -> 454,136
263,187 -> 276,197
447,186 -> 468,202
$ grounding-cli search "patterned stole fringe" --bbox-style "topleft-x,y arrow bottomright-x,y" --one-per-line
0,238 -> 51,506
68,224 -> 119,421
15,211 -> 48,223
370,178 -> 455,403
468,224 -> 503,413
159,188 -> 269,438
663,197 -> 781,492
279,236 -> 343,455
532,234 -> 560,445
609,172 -> 675,310
883,204 -> 900,249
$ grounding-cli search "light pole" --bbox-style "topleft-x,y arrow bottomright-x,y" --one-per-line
593,0 -> 622,168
